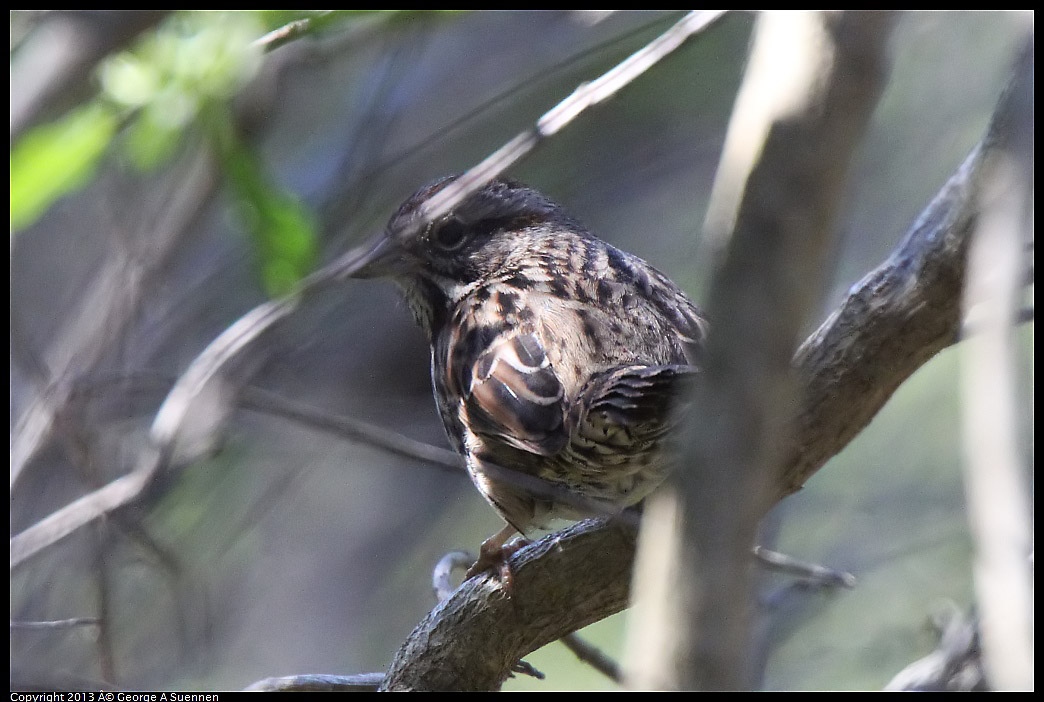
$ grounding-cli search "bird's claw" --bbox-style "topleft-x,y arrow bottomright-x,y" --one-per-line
465,537 -> 531,591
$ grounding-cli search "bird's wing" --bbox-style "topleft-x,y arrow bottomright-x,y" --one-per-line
573,364 -> 697,449
465,331 -> 569,456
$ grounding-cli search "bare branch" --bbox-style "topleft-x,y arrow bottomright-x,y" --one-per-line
239,386 -> 462,472
244,672 -> 385,692
10,617 -> 101,630
559,633 -> 622,684
631,11 -> 894,690
778,30 -> 1032,500
251,11 -> 336,52
753,546 -> 856,589
958,38 -> 1033,692
884,603 -> 985,691
414,11 -> 728,233
382,518 -> 636,691
10,446 -> 163,570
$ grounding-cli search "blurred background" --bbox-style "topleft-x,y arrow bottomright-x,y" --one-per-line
10,11 -> 1032,691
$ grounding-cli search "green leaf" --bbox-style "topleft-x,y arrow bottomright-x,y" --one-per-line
10,103 -> 118,232
218,123 -> 318,297
121,105 -> 185,171
99,10 -> 264,173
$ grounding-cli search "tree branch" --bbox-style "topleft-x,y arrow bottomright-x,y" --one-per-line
244,672 -> 385,692
630,11 -> 894,689
884,603 -> 985,691
957,38 -> 1033,692
382,518 -> 637,691
779,117 -> 1009,500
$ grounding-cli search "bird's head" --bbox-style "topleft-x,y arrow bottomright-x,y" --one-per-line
348,176 -> 576,334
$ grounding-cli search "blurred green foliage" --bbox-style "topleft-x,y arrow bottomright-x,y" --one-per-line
10,10 -> 329,297
98,11 -> 262,170
212,108 -> 319,297
10,102 -> 118,231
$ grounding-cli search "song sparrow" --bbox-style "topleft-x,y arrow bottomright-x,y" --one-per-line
350,176 -> 706,578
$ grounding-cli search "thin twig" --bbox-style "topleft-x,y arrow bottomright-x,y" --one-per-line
59,371 -> 464,474
411,10 -> 728,234
244,672 -> 385,692
10,617 -> 101,630
753,546 -> 856,589
510,661 -> 546,681
559,633 -> 622,684
884,603 -> 984,691
251,11 -> 337,53
10,449 -> 163,570
432,550 -> 474,602
91,523 -> 117,684
239,386 -> 462,472
350,12 -> 685,184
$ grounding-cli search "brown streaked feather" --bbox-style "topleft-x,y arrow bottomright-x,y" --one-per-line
574,364 -> 697,449
466,332 -> 568,457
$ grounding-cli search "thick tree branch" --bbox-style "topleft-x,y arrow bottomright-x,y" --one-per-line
779,120 -> 1015,500
958,38 -> 1033,691
631,11 -> 894,690
382,518 -> 637,691
377,33 -> 1031,691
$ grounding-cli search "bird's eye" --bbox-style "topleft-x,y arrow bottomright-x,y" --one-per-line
430,217 -> 469,251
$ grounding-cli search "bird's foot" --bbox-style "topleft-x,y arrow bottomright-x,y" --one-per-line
465,528 -> 531,590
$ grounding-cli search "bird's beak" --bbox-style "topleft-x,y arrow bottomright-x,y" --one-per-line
338,233 -> 407,280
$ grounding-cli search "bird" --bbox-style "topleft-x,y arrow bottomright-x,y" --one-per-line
349,175 -> 706,580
